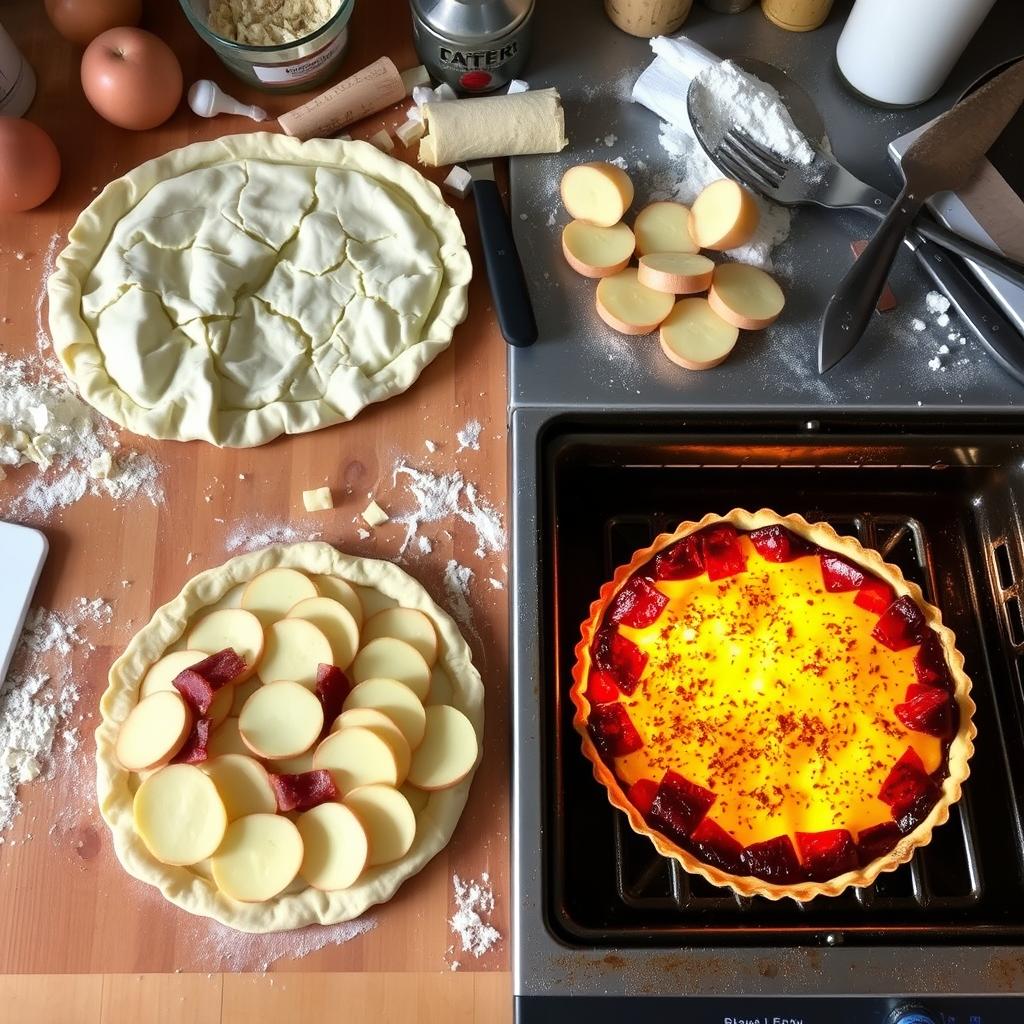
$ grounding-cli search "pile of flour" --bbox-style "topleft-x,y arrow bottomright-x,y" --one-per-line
448,872 -> 501,969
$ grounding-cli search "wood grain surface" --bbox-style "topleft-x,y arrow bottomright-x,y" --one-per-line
0,0 -> 513,1016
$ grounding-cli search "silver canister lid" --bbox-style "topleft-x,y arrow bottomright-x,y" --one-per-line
413,0 -> 533,43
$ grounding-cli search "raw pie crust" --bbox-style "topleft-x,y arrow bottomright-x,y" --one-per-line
570,509 -> 976,901
96,542 -> 484,932
48,133 -> 471,448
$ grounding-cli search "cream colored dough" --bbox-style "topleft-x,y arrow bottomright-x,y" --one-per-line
48,134 -> 472,448
419,88 -> 567,166
96,542 -> 484,932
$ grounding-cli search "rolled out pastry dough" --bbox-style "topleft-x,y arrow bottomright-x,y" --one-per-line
419,87 -> 568,166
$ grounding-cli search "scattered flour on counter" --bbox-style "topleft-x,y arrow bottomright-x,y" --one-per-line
455,420 -> 482,452
417,535 -> 433,555
487,578 -> 504,590
443,560 -> 480,646
34,233 -> 61,356
225,521 -> 317,552
0,599 -> 111,836
424,439 -> 438,454
449,872 -> 501,964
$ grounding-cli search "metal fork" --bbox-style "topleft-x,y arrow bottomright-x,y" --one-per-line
715,128 -> 1024,290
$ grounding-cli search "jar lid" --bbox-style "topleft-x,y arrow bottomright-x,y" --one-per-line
414,0 -> 533,42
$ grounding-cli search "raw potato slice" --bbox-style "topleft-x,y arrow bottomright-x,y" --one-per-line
297,802 -> 368,890
116,691 -> 192,772
241,568 -> 319,626
353,584 -> 398,620
287,597 -> 360,670
633,201 -> 698,257
202,754 -> 277,820
139,650 -> 205,699
362,608 -> 438,667
313,575 -> 364,629
426,665 -> 454,707
204,582 -> 246,614
343,678 -> 427,750
345,785 -> 417,866
312,727 -> 399,795
230,676 -> 262,717
239,680 -> 324,760
186,608 -> 264,682
400,781 -> 430,815
258,618 -> 334,688
211,813 -> 304,902
561,220 -> 635,278
407,705 -> 478,791
660,297 -> 740,370
206,683 -> 235,729
272,750 -> 317,775
207,717 -> 250,758
332,707 -> 411,784
560,162 -> 634,227
637,252 -> 716,295
351,637 -> 431,700
596,269 -> 675,335
708,262 -> 786,329
689,179 -> 759,251
133,764 -> 227,866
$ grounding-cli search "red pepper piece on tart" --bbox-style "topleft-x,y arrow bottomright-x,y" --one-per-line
878,747 -> 933,809
895,684 -> 955,739
608,575 -> 669,628
172,718 -> 211,765
173,647 -> 247,717
648,769 -> 716,843
748,524 -> 816,563
894,785 -> 941,834
819,552 -> 866,592
627,778 -> 659,817
690,816 -> 744,873
315,663 -> 351,732
914,632 -> 952,690
270,769 -> 340,813
190,648 -> 247,685
653,533 -> 705,580
587,668 -> 620,705
856,820 -> 903,865
587,702 -> 644,760
591,626 -> 648,695
854,575 -> 896,614
700,524 -> 747,581
796,828 -> 859,881
740,834 -> 802,884
872,595 -> 928,651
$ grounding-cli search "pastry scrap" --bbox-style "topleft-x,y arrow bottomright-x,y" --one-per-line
571,509 -> 975,901
97,543 -> 483,931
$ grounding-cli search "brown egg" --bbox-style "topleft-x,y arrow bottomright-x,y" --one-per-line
0,117 -> 61,214
45,0 -> 142,47
81,27 -> 183,131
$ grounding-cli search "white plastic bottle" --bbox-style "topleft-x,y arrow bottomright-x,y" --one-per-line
835,0 -> 996,107
0,22 -> 35,116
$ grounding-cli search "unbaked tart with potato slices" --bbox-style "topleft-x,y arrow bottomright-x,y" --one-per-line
570,509 -> 976,900
97,542 -> 482,932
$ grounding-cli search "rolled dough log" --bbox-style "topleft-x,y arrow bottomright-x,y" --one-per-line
419,88 -> 568,167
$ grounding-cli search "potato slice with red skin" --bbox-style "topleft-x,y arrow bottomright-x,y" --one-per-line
659,297 -> 740,370
116,690 -> 192,772
332,706 -> 411,784
287,597 -> 360,671
258,618 -> 334,689
186,609 -> 263,683
342,678 -> 427,750
239,680 -> 324,760
312,726 -> 399,795
201,754 -> 277,820
211,813 -> 304,902
633,201 -> 698,257
133,764 -> 227,866
140,650 -> 205,700
312,575 -> 364,629
708,262 -> 786,329
596,268 -> 675,335
638,252 -> 715,295
688,179 -> 759,251
561,220 -> 635,278
361,608 -> 439,667
560,162 -> 634,227
297,802 -> 368,891
351,637 -> 431,700
344,784 -> 417,865
407,705 -> 478,791
240,567 -> 318,626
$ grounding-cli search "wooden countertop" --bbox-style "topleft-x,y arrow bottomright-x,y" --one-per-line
0,0 -> 512,1019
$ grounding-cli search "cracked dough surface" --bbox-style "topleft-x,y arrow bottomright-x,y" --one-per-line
96,542 -> 484,932
48,134 -> 471,448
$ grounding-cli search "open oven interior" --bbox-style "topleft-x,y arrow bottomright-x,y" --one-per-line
541,415 -> 1024,947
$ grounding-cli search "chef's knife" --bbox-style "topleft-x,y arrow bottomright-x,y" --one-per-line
819,58 -> 1024,374
469,161 -> 538,348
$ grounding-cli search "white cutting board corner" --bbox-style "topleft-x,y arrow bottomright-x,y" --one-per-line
0,522 -> 49,684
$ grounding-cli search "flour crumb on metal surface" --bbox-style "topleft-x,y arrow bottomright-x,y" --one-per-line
449,872 -> 501,962
456,419 -> 482,452
926,291 -> 951,316
912,318 -> 927,332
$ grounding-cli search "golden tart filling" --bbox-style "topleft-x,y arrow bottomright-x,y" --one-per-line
571,510 -> 975,899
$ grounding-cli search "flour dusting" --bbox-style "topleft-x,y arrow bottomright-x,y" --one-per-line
455,420 -> 482,452
449,872 -> 501,964
225,521 -> 319,552
443,560 -> 480,646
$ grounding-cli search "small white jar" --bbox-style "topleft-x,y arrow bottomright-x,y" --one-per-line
836,0 -> 996,107
0,22 -> 36,116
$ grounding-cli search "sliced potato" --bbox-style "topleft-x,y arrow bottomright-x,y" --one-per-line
186,608 -> 264,682
207,716 -> 250,759
201,754 -> 277,820
312,726 -> 399,795
271,749 -> 317,775
400,781 -> 430,816
596,268 -> 675,335
689,179 -> 759,251
633,201 -> 698,256
708,262 -> 785,329
240,567 -> 318,626
287,596 -> 360,670
211,813 -> 304,902
229,676 -> 262,717
258,618 -> 334,688
560,162 -> 634,227
407,705 -> 478,791
361,608 -> 438,667
313,575 -> 364,629
561,220 -> 635,278
297,802 -> 368,891
353,584 -> 398,620
116,690 -> 192,772
637,252 -> 716,295
139,650 -> 206,700
660,297 -> 740,370
345,784 -> 416,866
239,680 -> 324,760
332,706 -> 411,785
425,665 -> 454,707
343,678 -> 427,750
351,637 -> 431,700
133,764 -> 227,866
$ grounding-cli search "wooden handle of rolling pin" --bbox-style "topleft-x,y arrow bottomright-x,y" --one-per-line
279,56 -> 407,141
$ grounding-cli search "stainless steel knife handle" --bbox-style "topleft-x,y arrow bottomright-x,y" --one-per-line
909,233 -> 1024,388
913,218 -> 1024,291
